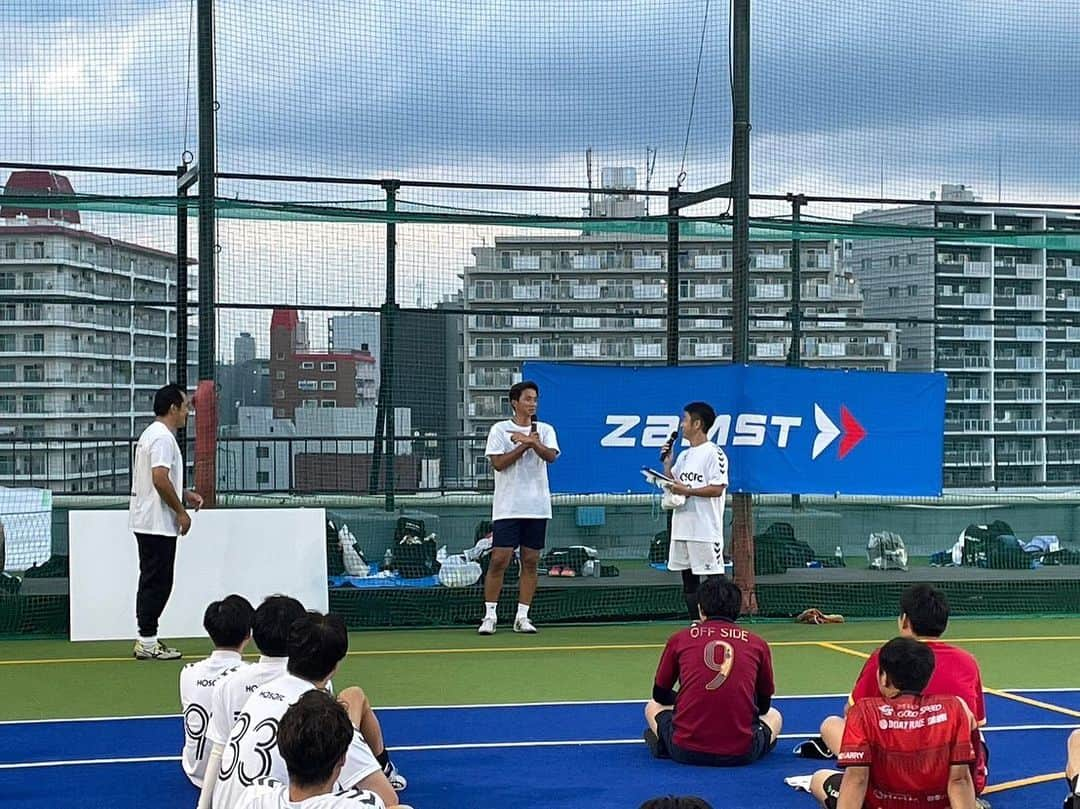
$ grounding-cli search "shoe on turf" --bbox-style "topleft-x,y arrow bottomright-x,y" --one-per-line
513,616 -> 537,633
477,616 -> 497,635
975,798 -> 991,809
1065,795 -> 1079,809
384,762 -> 407,791
784,775 -> 814,793
643,728 -> 662,759
793,736 -> 833,759
133,640 -> 182,660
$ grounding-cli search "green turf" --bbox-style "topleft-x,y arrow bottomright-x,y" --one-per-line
2,617 -> 1079,721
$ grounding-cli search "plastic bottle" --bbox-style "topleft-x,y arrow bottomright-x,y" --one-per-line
383,548 -> 394,569
835,545 -> 844,564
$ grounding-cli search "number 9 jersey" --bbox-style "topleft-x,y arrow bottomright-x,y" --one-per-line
213,675 -> 382,809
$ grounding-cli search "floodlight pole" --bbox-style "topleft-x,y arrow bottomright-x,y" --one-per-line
730,0 -> 756,613
196,0 -> 216,382
370,181 -> 400,511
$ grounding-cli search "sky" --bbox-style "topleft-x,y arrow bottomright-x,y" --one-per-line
2,0 -> 1078,358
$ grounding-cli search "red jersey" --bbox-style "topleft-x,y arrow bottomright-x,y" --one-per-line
839,694 -> 976,809
653,618 -> 774,757
849,641 -> 987,793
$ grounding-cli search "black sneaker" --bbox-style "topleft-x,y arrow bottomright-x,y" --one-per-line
793,736 -> 833,760
1064,794 -> 1079,809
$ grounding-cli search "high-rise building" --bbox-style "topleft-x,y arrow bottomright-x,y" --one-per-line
0,171 -> 197,493
460,171 -> 897,484
853,185 -> 1080,487
234,331 -> 256,365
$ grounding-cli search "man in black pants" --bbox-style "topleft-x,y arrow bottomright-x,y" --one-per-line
128,384 -> 203,660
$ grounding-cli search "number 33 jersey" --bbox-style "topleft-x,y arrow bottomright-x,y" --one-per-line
213,675 -> 381,809
234,778 -> 385,809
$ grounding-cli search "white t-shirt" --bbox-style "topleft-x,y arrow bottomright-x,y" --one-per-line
485,419 -> 560,521
213,674 -> 380,809
670,442 -> 729,544
181,650 -> 246,787
208,656 -> 289,748
235,779 -> 385,809
129,420 -> 184,536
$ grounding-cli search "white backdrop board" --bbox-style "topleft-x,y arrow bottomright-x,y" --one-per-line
70,508 -> 328,641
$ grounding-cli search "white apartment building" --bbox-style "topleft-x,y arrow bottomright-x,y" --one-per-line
853,185 -> 1080,487
0,171 -> 196,493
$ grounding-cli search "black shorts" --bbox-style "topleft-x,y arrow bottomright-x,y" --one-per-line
654,709 -> 774,767
822,772 -> 843,809
492,519 -> 548,551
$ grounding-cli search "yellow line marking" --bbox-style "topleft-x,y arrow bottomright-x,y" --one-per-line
2,632 -> 1080,666
983,771 -> 1065,794
984,687 -> 1080,719
816,642 -> 871,660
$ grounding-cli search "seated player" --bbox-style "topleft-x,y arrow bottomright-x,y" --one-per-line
643,576 -> 782,766
212,611 -> 406,809
199,595 -> 309,808
234,690 -> 413,809
798,637 -> 977,809
797,584 -> 989,801
1064,729 -> 1080,809
181,595 -> 255,787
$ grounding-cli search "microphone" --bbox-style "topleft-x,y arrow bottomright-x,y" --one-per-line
530,415 -> 538,434
660,430 -> 678,461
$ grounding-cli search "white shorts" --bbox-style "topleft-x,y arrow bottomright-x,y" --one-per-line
667,540 -> 725,575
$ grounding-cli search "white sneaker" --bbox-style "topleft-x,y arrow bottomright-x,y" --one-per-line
784,775 -> 813,793
513,616 -> 537,634
385,762 -> 407,791
477,616 -> 497,635
133,640 -> 182,660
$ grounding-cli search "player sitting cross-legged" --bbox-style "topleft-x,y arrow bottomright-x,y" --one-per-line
793,637 -> 978,809
212,611 -> 407,809
234,690 -> 413,809
643,576 -> 782,767
199,595 -> 310,809
795,584 -> 989,805
182,595 -> 256,788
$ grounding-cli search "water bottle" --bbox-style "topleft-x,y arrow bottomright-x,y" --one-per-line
834,545 -> 844,564
383,548 -> 394,570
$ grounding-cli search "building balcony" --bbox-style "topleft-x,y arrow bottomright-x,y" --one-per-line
1046,358 -> 1080,371
994,263 -> 1044,279
937,356 -> 990,370
945,418 -> 991,433
994,388 -> 1042,402
937,261 -> 991,277
947,388 -> 990,402
1047,449 -> 1080,464
1046,296 -> 1080,310
1046,387 -> 1080,401
994,357 -> 1042,371
1045,264 -> 1080,281
994,419 -> 1042,432
994,294 -> 1041,310
994,326 -> 1044,341
1047,418 -> 1080,432
944,449 -> 991,465
937,324 -> 992,340
1047,326 -> 1080,342
996,450 -> 1043,465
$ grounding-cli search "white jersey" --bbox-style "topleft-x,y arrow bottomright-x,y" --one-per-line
208,656 -> 289,748
235,779 -> 385,809
181,650 -> 245,787
670,442 -> 729,544
129,420 -> 184,536
213,675 -> 380,809
486,419 -> 559,520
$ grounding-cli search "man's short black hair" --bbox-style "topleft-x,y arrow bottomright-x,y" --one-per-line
203,594 -> 254,648
277,690 -> 354,789
287,611 -> 348,682
878,636 -> 936,693
252,595 -> 306,657
638,798 -> 715,809
697,576 -> 741,621
899,583 -> 950,638
153,384 -> 186,417
683,401 -> 716,433
508,380 -> 539,402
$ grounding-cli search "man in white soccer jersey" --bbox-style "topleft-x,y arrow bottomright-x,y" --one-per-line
235,691 -> 413,809
478,380 -> 560,636
661,401 -> 730,621
199,595 -> 309,808
212,612 -> 404,809
129,383 -> 204,660
182,595 -> 256,787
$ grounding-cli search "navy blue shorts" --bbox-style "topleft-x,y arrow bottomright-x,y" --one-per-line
655,709 -> 774,767
492,519 -> 548,551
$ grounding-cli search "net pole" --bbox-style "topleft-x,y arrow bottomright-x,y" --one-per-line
786,194 -> 804,510
730,0 -> 757,614
666,188 -> 680,554
196,0 -> 216,382
382,181 -> 399,512
176,163 -> 189,451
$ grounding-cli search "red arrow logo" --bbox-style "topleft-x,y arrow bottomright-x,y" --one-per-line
838,405 -> 867,459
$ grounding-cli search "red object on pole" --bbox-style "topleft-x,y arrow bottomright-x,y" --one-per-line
192,381 -> 217,507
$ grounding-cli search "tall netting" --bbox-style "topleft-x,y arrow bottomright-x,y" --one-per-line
1,1 -> 1079,635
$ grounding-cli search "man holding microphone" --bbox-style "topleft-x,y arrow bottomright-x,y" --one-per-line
479,381 -> 559,635
661,401 -> 730,621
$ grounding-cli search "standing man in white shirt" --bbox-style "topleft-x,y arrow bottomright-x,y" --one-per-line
661,401 -> 729,621
479,380 -> 559,635
129,383 -> 204,660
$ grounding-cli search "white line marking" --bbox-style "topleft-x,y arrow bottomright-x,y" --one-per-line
3,723 -> 1076,770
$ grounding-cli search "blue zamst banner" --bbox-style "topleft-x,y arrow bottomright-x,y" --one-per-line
522,362 -> 945,496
